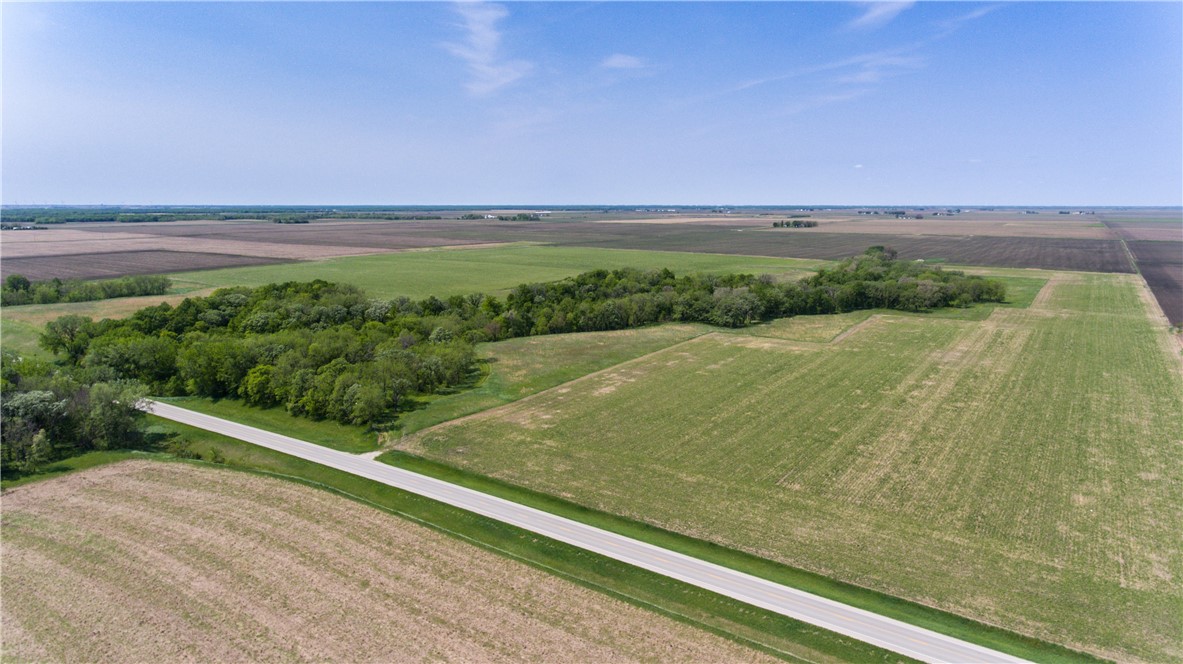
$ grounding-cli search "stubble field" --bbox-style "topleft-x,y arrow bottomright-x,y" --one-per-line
0,460 -> 776,663
402,272 -> 1183,663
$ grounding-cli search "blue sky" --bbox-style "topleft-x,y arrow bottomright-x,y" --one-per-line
3,1 -> 1180,205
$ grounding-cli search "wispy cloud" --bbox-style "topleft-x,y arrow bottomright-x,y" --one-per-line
834,53 -> 923,84
936,4 -> 1000,35
600,54 -> 647,70
726,49 -> 923,95
846,1 -> 915,31
442,1 -> 532,96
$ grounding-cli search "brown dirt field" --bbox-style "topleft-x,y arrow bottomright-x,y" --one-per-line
0,250 -> 292,281
1102,217 -> 1183,243
803,216 -> 1115,240
1125,242 -> 1183,326
74,220 -> 494,251
565,230 -> 1136,273
0,227 -> 391,261
0,460 -> 773,664
1139,264 -> 1183,326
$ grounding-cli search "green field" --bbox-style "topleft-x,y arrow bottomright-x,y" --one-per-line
167,245 -> 825,299
397,323 -> 712,436
402,272 -> 1183,663
1,317 -> 49,359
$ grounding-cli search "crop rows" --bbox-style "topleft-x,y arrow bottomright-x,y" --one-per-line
404,273 -> 1182,662
0,250 -> 286,281
1,460 -> 771,662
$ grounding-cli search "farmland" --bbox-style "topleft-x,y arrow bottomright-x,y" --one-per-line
165,245 -> 823,299
401,272 -> 1183,663
1100,214 -> 1183,325
1,250 -> 288,282
398,323 -> 712,435
1125,241 -> 1183,326
3,209 -> 1161,286
1,460 -> 777,662
563,229 -> 1135,273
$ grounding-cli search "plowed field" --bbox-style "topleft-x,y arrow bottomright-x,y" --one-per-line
0,460 -> 773,663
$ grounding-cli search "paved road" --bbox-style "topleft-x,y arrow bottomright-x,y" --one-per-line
146,400 -> 1028,664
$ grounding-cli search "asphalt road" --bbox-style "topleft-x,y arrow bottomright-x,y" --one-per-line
146,399 -> 1029,664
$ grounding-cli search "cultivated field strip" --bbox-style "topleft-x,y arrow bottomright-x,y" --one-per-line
405,273 -> 1182,662
0,250 -> 290,281
1,461 -> 777,663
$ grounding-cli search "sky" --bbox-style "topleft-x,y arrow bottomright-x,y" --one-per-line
3,1 -> 1180,206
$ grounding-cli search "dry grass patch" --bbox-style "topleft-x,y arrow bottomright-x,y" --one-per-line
1,460 -> 776,663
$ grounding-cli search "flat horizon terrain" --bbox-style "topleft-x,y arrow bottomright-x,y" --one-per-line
1,460 -> 778,663
5,208 -> 1177,321
401,272 -> 1183,663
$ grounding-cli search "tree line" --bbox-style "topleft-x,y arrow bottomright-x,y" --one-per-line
1,352 -> 146,474
2,274 -> 171,307
4,248 -> 1005,472
772,219 -> 819,228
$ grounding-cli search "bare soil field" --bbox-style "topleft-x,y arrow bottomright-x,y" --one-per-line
1105,223 -> 1183,242
804,215 -> 1114,239
1140,264 -> 1183,326
0,250 -> 289,281
79,219 -> 496,251
0,227 -> 390,260
1099,215 -> 1182,323
1,460 -> 772,663
3,212 -> 1154,282
561,229 -> 1136,273
1127,241 -> 1183,325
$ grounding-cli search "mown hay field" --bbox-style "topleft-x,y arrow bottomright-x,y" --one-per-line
397,323 -> 713,435
166,245 -> 824,299
1,460 -> 776,663
403,272 -> 1183,663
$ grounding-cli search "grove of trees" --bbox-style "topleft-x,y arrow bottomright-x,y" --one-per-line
2,274 -> 171,306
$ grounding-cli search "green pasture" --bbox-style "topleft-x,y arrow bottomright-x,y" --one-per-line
166,245 -> 825,299
403,273 -> 1183,663
397,323 -> 711,436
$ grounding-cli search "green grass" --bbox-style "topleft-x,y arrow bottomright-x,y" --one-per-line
397,323 -> 712,435
402,272 -> 1181,663
157,397 -> 379,453
379,451 -> 1102,664
732,311 -> 875,343
167,245 -> 825,299
116,417 -> 909,664
1,317 -> 49,359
